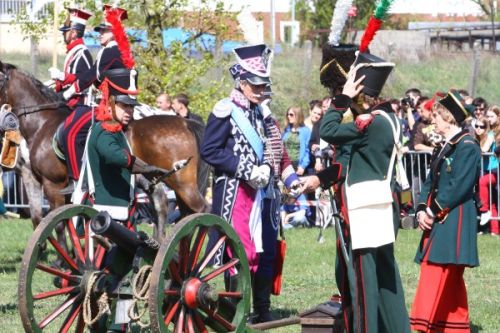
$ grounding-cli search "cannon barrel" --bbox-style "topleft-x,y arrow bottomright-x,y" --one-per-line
91,211 -> 158,258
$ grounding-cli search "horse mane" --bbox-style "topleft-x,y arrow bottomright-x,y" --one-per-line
22,71 -> 64,103
3,62 -> 64,103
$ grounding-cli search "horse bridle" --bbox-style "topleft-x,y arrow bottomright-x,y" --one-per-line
0,67 -> 65,117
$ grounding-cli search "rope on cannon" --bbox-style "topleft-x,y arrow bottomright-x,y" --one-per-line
128,264 -> 153,328
83,272 -> 111,327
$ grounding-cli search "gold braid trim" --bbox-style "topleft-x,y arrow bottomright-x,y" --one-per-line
320,58 -> 348,78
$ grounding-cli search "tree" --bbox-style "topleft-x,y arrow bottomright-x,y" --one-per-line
15,0 -> 239,119
122,0 -> 237,116
470,0 -> 499,52
294,0 -> 375,45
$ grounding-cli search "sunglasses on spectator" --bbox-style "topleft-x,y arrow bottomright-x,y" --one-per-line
475,124 -> 486,129
287,113 -> 295,117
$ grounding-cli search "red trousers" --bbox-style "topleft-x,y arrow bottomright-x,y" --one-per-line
410,236 -> 471,332
479,172 -> 499,234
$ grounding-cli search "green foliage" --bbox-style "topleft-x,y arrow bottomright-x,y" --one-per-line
352,0 -> 376,29
14,5 -> 51,42
135,42 -> 230,119
294,0 -> 376,45
13,0 -> 237,121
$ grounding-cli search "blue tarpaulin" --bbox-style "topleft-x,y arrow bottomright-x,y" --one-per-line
84,28 -> 243,54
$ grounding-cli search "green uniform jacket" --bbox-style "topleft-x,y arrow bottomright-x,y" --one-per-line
320,95 -> 400,233
415,131 -> 480,267
87,122 -> 134,208
320,95 -> 397,186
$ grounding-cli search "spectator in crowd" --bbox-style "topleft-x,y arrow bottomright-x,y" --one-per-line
172,93 -> 204,124
409,97 -> 443,203
478,105 -> 500,234
282,106 -> 311,176
474,115 -> 490,148
472,97 -> 488,119
458,89 -> 474,105
304,99 -> 322,130
281,193 -> 310,229
321,96 -> 331,115
402,88 -> 422,132
303,100 -> 325,225
410,90 -> 481,332
156,92 -> 175,115
390,98 -> 411,146
307,101 -> 325,170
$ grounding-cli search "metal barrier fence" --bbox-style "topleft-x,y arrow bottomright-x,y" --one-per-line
2,151 -> 499,219
2,170 -> 42,209
402,150 -> 499,221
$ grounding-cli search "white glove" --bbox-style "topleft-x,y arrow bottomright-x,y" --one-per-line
49,67 -> 64,81
261,99 -> 272,119
248,164 -> 271,189
258,164 -> 271,187
62,84 -> 77,100
289,180 -> 302,198
248,165 -> 264,189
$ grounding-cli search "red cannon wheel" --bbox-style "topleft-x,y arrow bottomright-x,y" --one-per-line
149,213 -> 251,332
18,204 -> 108,333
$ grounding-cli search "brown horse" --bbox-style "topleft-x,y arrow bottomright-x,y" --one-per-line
0,61 -> 210,235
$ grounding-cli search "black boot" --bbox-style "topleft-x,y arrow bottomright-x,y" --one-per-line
252,275 -> 274,323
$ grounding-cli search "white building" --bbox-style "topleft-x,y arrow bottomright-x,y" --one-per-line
390,0 -> 483,16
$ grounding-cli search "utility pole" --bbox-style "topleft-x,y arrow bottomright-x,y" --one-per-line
270,0 -> 275,49
291,0 -> 296,46
52,0 -> 59,68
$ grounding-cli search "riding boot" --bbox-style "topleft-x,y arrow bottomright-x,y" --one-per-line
252,275 -> 274,323
60,179 -> 76,195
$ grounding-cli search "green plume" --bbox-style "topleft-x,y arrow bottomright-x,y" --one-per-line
374,0 -> 393,20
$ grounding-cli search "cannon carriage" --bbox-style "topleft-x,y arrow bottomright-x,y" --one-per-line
18,204 -> 259,333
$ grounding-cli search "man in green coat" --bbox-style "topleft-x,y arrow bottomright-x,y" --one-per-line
85,68 -> 170,332
86,68 -> 166,222
303,52 -> 411,333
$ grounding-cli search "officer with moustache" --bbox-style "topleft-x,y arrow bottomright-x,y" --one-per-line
50,7 -> 94,195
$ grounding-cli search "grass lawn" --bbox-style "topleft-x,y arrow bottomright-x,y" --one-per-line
0,218 -> 498,332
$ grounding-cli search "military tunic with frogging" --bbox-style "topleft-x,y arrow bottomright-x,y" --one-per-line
415,132 -> 481,267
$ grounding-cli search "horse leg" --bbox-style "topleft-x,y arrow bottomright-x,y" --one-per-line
19,163 -> 43,229
151,184 -> 168,240
42,179 -> 69,266
175,185 -> 211,217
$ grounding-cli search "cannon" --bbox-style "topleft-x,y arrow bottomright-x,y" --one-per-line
18,204 -> 255,333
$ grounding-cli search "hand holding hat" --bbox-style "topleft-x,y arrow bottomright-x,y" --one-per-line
342,67 -> 365,99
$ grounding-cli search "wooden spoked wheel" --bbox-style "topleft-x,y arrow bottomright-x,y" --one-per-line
149,213 -> 251,332
18,204 -> 107,333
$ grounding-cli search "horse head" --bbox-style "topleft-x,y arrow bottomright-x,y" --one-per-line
0,60 -> 16,106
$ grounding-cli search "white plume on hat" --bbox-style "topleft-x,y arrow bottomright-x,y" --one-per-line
328,0 -> 353,46
237,7 -> 263,45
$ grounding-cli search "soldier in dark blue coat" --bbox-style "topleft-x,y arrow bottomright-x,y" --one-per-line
200,44 -> 301,323
60,5 -> 129,194
50,7 -> 94,195
410,90 -> 480,333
